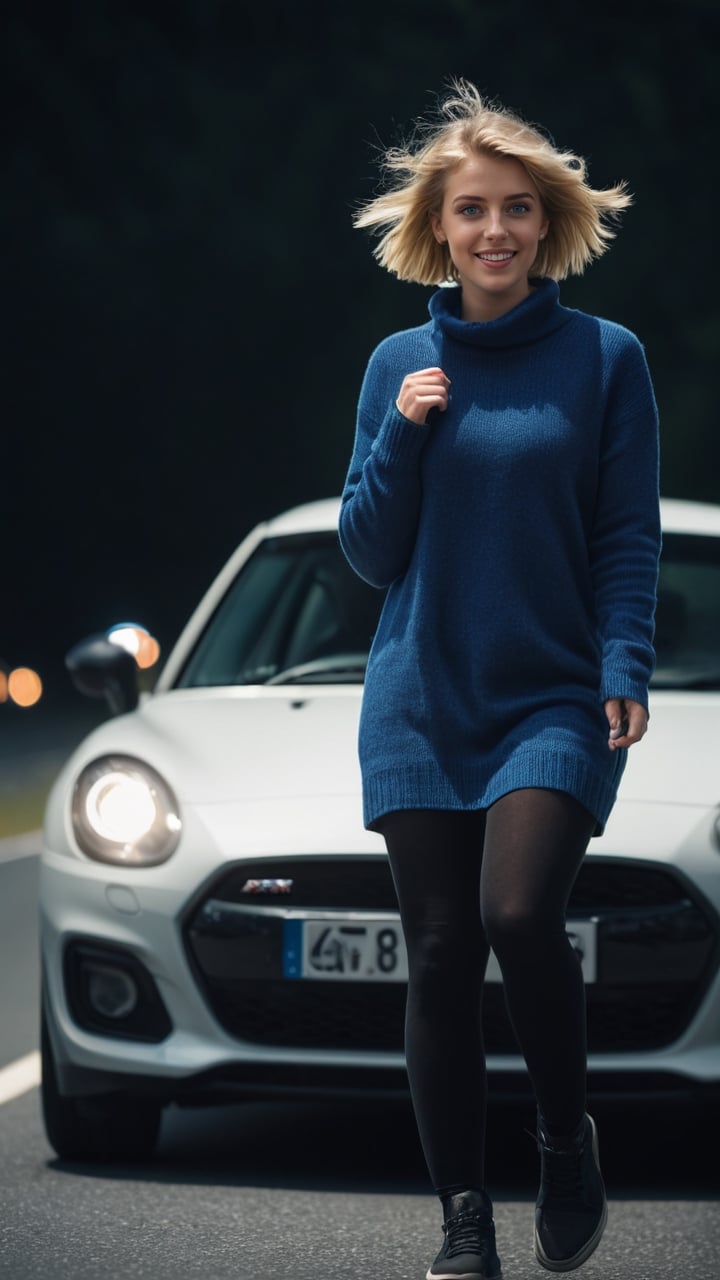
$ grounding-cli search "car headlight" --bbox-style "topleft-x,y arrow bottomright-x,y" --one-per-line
71,755 -> 182,866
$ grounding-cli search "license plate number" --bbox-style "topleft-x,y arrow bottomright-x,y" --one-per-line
284,914 -> 408,982
284,915 -> 598,983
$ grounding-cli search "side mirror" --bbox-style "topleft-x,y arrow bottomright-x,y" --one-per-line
65,634 -> 139,716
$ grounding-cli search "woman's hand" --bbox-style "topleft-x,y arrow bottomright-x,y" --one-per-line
396,367 -> 451,425
605,697 -> 648,751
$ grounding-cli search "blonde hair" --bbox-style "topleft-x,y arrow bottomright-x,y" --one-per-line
354,80 -> 632,284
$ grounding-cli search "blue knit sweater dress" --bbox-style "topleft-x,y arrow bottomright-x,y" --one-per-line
339,279 -> 661,835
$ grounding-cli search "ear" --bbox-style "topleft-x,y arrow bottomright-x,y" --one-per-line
430,213 -> 446,244
538,218 -> 550,241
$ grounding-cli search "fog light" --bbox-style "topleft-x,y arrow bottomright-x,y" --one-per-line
65,940 -> 173,1042
86,964 -> 139,1019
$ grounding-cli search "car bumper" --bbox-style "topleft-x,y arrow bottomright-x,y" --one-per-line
39,803 -> 720,1104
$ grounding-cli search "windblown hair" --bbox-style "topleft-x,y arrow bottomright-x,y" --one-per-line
354,81 -> 632,284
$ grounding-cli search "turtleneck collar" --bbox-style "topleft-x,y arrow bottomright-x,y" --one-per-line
428,277 -> 573,350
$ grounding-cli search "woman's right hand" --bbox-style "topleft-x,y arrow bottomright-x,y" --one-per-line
396,367 -> 451,425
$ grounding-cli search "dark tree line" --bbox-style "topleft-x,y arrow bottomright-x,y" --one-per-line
3,0 -> 719,698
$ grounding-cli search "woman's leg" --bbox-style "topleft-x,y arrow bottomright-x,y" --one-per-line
480,788 -> 597,1135
379,808 -> 490,1193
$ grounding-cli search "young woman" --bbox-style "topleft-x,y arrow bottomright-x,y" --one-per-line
339,82 -> 660,1279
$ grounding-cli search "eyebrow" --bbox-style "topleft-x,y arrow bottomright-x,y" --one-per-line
451,191 -> 537,203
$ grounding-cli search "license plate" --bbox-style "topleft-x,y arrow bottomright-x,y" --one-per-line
283,914 -> 597,983
284,913 -> 408,982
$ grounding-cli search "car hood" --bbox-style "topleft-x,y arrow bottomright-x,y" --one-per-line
63,688 -> 719,809
67,687 -> 366,803
613,692 -> 720,806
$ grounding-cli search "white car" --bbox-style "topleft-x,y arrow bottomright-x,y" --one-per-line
39,497 -> 720,1160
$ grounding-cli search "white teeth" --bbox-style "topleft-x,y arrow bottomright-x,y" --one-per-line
479,252 -> 513,261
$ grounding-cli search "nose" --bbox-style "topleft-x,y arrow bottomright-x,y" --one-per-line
484,209 -> 508,239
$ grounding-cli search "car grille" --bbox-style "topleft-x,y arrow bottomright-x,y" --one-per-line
183,856 -> 719,1055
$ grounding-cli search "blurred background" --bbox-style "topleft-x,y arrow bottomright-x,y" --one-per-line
2,0 -> 718,830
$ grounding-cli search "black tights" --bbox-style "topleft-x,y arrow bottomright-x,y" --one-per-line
379,789 -> 597,1196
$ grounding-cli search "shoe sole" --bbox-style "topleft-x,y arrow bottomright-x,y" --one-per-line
533,1199 -> 607,1273
533,1116 -> 608,1272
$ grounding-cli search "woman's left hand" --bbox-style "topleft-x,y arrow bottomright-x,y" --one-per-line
605,698 -> 648,751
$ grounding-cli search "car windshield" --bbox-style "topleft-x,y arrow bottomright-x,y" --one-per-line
176,533 -> 384,687
175,528 -> 720,690
653,531 -> 720,689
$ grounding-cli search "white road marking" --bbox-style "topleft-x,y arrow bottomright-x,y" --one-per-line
0,1051 -> 41,1105
0,831 -> 42,863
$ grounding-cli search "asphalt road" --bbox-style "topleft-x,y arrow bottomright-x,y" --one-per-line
1,836 -> 718,1280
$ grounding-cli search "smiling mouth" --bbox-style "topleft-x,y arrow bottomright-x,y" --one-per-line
476,251 -> 516,262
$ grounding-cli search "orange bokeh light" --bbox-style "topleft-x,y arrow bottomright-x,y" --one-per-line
135,631 -> 161,670
0,670 -> 7,702
107,624 -> 161,670
8,667 -> 43,708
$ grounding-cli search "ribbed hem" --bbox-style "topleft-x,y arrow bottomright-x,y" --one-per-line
371,405 -> 431,467
364,742 -> 626,838
599,673 -> 650,711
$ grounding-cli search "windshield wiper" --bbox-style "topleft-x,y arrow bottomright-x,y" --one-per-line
265,654 -> 369,685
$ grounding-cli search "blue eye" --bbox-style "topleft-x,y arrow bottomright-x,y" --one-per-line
459,205 -> 480,217
509,203 -> 531,215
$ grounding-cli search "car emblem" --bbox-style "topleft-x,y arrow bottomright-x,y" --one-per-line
240,878 -> 293,894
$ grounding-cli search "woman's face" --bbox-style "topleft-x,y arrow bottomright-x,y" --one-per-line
431,151 -> 549,322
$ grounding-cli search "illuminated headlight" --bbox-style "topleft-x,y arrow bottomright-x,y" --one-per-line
72,755 -> 182,865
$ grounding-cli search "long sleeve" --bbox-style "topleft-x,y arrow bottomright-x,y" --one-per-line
590,331 -> 661,709
338,337 -> 435,589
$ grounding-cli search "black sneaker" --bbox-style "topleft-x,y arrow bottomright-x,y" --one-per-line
534,1113 -> 608,1272
427,1189 -> 502,1280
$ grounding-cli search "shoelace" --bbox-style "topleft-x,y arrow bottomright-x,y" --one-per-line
540,1139 -> 587,1203
443,1209 -> 493,1258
